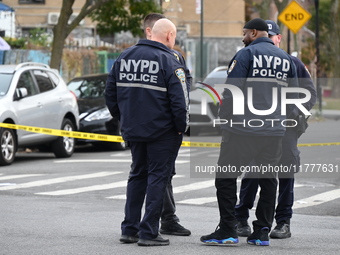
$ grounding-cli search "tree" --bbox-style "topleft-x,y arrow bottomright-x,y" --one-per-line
90,0 -> 162,37
50,0 -> 161,70
50,0 -> 109,69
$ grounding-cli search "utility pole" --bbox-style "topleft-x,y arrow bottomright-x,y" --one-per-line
315,0 -> 322,113
200,0 -> 204,80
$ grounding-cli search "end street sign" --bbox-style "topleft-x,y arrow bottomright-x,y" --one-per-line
278,0 -> 312,34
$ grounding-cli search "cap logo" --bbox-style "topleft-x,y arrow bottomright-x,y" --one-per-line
268,24 -> 273,30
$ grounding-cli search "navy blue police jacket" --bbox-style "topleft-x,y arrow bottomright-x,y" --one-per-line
172,49 -> 192,91
219,37 -> 299,136
105,39 -> 189,142
290,55 -> 316,112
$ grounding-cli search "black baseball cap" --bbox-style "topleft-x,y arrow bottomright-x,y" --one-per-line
243,18 -> 268,32
266,20 -> 281,35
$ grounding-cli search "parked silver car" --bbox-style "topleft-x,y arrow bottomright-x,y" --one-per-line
0,62 -> 79,166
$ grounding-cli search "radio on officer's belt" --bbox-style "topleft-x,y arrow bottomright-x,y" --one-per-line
296,114 -> 310,137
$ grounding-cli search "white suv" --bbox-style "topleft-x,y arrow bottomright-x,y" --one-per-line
0,62 -> 79,166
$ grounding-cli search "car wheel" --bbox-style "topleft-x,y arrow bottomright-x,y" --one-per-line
52,119 -> 75,158
0,128 -> 17,166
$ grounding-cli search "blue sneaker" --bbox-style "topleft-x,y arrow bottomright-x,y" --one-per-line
247,227 -> 270,246
200,226 -> 239,245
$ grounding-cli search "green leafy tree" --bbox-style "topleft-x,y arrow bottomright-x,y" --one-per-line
90,0 -> 162,37
304,0 -> 339,77
50,0 -> 161,70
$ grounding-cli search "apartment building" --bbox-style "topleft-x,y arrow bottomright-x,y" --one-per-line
1,0 -> 246,78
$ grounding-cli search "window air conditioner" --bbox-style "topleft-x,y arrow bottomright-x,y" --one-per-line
47,13 -> 84,25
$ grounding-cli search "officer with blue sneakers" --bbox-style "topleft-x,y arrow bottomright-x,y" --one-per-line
235,20 -> 317,239
105,18 -> 189,246
200,18 -> 299,247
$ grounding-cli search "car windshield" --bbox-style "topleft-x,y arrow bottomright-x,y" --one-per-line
0,74 -> 13,97
68,78 -> 106,99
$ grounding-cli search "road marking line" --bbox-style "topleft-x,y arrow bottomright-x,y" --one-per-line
293,188 -> 340,209
36,181 -> 127,196
0,172 -> 121,191
107,180 -> 215,200
0,174 -> 45,181
177,197 -> 217,205
54,159 -> 189,164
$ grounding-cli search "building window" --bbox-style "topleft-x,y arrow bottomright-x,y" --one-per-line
19,0 -> 45,4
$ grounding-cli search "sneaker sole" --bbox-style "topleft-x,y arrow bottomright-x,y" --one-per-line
201,238 -> 239,245
160,230 -> 191,236
247,239 -> 270,246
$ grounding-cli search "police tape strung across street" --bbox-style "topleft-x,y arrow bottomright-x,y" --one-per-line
1,123 -> 339,148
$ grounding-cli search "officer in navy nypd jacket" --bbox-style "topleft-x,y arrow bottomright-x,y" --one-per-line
105,39 -> 189,142
218,31 -> 299,137
105,18 -> 189,245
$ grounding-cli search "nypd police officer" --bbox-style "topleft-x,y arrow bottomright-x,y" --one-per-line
143,13 -> 192,236
200,18 -> 299,247
105,18 -> 189,246
235,20 -> 317,240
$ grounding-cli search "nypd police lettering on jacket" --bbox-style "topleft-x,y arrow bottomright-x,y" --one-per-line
105,39 -> 189,142
220,37 -> 299,137
119,59 -> 159,83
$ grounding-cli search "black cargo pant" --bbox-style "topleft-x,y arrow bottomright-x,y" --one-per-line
216,130 -> 282,232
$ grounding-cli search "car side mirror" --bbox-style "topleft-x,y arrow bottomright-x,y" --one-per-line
14,88 -> 28,100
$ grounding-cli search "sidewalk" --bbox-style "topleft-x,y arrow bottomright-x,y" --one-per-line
310,109 -> 340,120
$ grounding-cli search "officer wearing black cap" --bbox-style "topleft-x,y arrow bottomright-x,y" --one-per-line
235,20 -> 317,239
200,18 -> 299,247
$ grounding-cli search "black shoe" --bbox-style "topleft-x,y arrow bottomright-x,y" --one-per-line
160,222 -> 191,236
137,234 -> 169,246
247,227 -> 270,246
119,234 -> 139,243
200,226 -> 239,245
270,222 -> 291,239
236,221 -> 251,237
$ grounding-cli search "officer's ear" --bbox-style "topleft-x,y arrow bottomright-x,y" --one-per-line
251,29 -> 257,38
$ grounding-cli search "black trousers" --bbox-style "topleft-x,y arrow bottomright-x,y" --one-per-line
216,130 -> 282,231
235,127 -> 300,224
161,169 -> 180,225
121,131 -> 183,240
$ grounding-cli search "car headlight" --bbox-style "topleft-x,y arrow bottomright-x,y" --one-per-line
83,107 -> 111,121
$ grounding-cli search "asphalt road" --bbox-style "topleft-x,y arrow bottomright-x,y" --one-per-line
1,118 -> 339,254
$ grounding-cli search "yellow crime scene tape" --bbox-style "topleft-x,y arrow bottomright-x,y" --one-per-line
1,123 -> 339,148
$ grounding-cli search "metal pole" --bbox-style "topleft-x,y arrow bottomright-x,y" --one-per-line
287,29 -> 291,54
200,0 -> 204,80
315,0 -> 322,113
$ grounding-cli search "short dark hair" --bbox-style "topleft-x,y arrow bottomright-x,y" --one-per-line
143,13 -> 166,31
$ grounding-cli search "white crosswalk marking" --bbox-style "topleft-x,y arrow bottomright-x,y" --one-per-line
107,180 -> 215,200
0,172 -> 122,191
54,159 -> 189,164
0,174 -> 44,181
294,188 -> 340,209
36,181 -> 127,196
1,171 -> 340,210
177,197 -> 216,205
